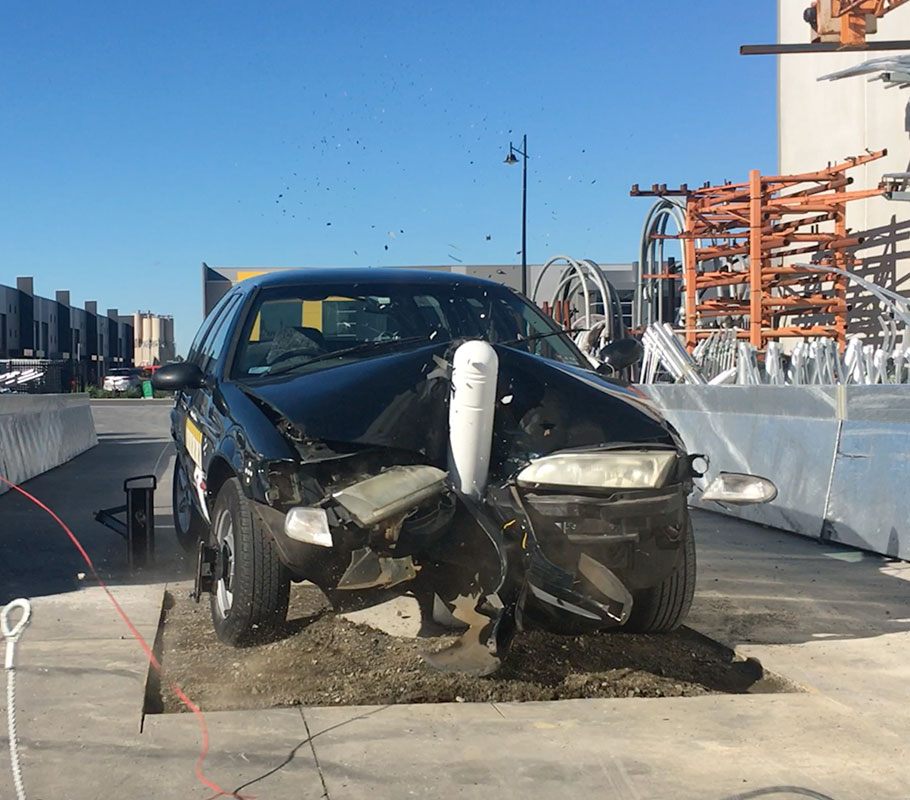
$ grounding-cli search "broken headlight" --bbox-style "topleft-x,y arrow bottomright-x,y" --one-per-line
285,507 -> 333,547
332,465 -> 448,528
516,450 -> 677,490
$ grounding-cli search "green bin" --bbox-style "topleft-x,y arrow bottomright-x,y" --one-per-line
141,379 -> 154,399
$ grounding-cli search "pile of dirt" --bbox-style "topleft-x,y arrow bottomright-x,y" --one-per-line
152,585 -> 793,713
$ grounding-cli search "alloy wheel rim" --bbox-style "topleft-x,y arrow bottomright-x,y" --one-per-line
214,512 -> 235,618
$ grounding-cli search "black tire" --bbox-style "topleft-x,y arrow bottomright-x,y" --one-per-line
172,457 -> 208,552
624,523 -> 696,633
209,477 -> 291,645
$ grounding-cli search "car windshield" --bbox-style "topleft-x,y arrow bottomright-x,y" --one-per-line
231,280 -> 588,379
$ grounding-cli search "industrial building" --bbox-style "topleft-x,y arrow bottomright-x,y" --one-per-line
132,312 -> 176,367
0,276 -> 135,389
201,261 -> 636,318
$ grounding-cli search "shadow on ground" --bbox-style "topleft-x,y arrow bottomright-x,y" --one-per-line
0,401 -> 193,604
689,508 -> 910,648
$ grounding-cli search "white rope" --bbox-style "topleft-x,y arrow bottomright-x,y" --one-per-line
2,598 -> 31,800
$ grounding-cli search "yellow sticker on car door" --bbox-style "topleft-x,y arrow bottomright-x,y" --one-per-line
185,418 -> 203,467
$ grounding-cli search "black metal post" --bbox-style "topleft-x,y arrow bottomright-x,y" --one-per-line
506,135 -> 529,296
521,134 -> 527,297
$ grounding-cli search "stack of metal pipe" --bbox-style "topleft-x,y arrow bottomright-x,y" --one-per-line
640,324 -> 910,386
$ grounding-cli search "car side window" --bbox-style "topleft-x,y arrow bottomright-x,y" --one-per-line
413,294 -> 451,337
198,295 -> 241,376
187,291 -> 238,367
493,294 -> 583,365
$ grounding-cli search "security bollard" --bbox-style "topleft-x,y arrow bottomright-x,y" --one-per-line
94,474 -> 157,568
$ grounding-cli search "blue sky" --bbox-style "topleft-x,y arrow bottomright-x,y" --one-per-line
0,1 -> 777,354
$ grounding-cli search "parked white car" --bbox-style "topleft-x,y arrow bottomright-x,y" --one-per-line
102,367 -> 143,393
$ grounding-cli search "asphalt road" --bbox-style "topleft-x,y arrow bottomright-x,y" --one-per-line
0,399 -> 192,604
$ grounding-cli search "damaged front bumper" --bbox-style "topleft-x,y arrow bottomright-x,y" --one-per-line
511,481 -> 689,633
217,444 -> 695,676
243,460 -> 454,591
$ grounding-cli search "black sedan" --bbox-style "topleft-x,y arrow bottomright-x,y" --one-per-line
154,269 -> 708,674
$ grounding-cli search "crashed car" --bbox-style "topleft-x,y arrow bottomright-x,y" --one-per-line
153,269 -> 771,674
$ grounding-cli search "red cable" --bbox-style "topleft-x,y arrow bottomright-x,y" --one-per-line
0,475 -> 253,799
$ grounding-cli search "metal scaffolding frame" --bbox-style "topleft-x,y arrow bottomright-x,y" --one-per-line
631,150 -> 888,351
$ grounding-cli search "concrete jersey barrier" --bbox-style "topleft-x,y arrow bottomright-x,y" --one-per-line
643,385 -> 910,561
0,394 -> 97,495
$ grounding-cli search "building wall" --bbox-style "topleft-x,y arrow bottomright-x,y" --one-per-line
0,286 -> 21,358
70,307 -> 87,361
0,278 -> 137,388
32,296 -> 59,357
116,315 -> 135,365
778,0 -> 910,335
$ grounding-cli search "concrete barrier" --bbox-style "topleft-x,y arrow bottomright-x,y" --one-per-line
644,385 -> 910,560
0,393 -> 97,495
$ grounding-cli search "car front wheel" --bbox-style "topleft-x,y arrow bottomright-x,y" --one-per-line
623,520 -> 696,633
209,477 -> 290,645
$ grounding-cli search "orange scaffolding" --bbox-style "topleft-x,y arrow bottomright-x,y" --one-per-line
820,0 -> 910,46
631,151 -> 888,351
743,0 -> 910,53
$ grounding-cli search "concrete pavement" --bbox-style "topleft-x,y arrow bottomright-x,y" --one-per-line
690,509 -> 910,731
1,402 -> 909,799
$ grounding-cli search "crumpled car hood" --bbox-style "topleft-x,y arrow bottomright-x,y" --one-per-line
241,343 -> 453,461
240,342 -> 676,465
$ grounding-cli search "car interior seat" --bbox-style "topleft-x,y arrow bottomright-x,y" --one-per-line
293,326 -> 327,350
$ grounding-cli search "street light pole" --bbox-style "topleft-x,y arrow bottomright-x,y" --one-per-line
521,133 -> 527,297
505,134 -> 528,296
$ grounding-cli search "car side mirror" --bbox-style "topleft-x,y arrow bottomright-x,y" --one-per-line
151,362 -> 204,391
598,338 -> 644,374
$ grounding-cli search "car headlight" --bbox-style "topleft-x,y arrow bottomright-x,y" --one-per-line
516,450 -> 677,490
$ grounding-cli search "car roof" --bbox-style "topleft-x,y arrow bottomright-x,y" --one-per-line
232,268 -> 512,294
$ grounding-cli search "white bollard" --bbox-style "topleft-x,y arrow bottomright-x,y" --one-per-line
448,341 -> 499,499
